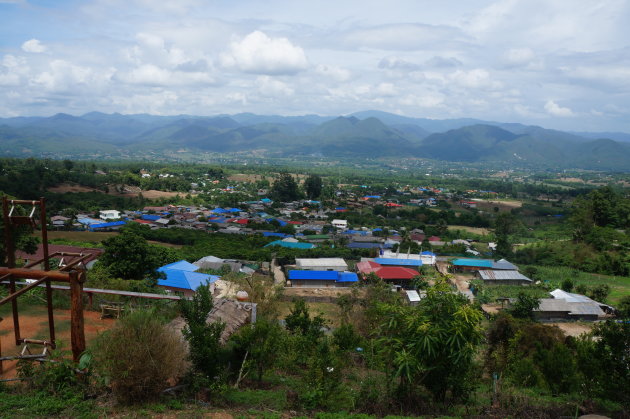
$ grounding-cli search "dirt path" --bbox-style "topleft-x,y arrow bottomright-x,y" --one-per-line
0,308 -> 115,378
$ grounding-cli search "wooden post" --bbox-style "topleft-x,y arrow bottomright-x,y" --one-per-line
40,198 -> 56,347
69,271 -> 85,362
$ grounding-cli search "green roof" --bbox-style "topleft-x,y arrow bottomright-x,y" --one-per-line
303,234 -> 330,240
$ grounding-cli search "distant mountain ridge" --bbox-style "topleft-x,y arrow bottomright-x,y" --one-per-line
0,111 -> 629,170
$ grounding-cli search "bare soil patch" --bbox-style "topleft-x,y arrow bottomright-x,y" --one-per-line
448,225 -> 490,235
549,322 -> 594,337
0,308 -> 115,378
48,183 -> 101,193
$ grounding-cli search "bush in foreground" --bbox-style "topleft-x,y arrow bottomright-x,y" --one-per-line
91,309 -> 188,403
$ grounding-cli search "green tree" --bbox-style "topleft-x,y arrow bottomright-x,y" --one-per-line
508,292 -> 540,320
231,317 -> 284,383
377,279 -> 483,401
304,174 -> 323,200
270,172 -> 301,202
99,230 -> 178,280
179,285 -> 226,380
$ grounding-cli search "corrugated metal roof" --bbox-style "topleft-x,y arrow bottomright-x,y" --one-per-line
550,289 -> 594,303
374,267 -> 418,280
337,272 -> 358,282
406,290 -> 421,302
374,258 -> 422,267
158,260 -> 198,272
347,242 -> 384,249
296,258 -> 347,268
264,240 -> 315,249
452,259 -> 493,268
158,269 -> 219,291
288,270 -> 340,280
89,220 -> 126,229
478,270 -> 532,282
536,299 -> 605,317
493,259 -> 518,270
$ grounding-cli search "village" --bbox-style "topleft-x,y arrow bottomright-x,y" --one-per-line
1,163 -> 628,418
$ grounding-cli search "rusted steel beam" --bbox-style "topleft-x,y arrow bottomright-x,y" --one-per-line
8,200 -> 39,205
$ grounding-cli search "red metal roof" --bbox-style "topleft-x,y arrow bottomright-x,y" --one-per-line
374,267 -> 418,280
15,244 -> 104,265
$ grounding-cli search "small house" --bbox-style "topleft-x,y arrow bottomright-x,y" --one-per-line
295,258 -> 348,271
99,210 -> 121,220
287,270 -> 358,287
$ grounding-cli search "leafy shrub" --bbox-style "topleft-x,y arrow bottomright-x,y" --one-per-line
179,284 -> 226,380
17,346 -> 82,397
91,309 -> 188,403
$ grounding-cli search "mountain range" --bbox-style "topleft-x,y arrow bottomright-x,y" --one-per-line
1,111 -> 629,170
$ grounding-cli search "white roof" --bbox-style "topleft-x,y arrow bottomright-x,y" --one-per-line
296,258 -> 347,267
550,289 -> 597,303
406,290 -> 421,302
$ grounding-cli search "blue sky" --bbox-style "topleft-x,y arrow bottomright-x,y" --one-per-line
1,0 -> 630,132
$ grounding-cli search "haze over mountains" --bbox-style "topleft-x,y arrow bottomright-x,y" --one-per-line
1,111 -> 629,170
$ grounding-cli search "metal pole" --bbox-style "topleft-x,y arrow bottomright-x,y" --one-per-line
40,198 -> 55,346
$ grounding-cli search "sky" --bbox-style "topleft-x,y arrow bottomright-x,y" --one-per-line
1,0 -> 630,132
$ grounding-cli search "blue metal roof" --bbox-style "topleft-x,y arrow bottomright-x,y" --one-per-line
374,258 -> 422,267
226,208 -> 242,213
347,242 -> 384,249
288,270 -> 358,283
211,208 -> 228,214
288,270 -> 339,280
421,251 -> 436,256
141,214 -> 160,221
337,272 -> 358,283
262,232 -> 292,238
158,260 -> 198,272
264,241 -> 315,249
452,259 -> 493,268
260,198 -> 272,203
89,220 -> 126,229
372,228 -> 383,232
158,269 -> 219,291
77,217 -> 101,225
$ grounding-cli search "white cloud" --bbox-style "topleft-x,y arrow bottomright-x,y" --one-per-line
220,31 -> 308,75
544,100 -> 574,117
116,64 -> 215,86
450,68 -> 502,90
21,39 -> 47,53
342,23 -> 467,51
504,48 -> 534,65
256,76 -> 294,97
315,64 -> 351,82
378,56 -> 420,71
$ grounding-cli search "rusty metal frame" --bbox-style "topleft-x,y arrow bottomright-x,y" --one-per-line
1,196 -> 87,374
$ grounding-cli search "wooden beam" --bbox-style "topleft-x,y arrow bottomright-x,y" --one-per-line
69,271 -> 85,362
0,267 -> 72,282
0,276 -> 50,306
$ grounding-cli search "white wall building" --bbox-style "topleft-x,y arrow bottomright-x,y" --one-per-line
99,210 -> 121,220
331,219 -> 348,229
296,258 -> 348,271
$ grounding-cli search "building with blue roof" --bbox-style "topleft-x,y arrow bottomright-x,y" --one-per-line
347,242 -> 385,249
158,260 -> 199,272
264,240 -> 315,249
262,232 -> 293,238
88,220 -> 127,231
374,257 -> 422,268
156,260 -> 219,296
211,208 -> 229,214
141,214 -> 161,221
451,258 -> 494,272
288,270 -> 358,287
